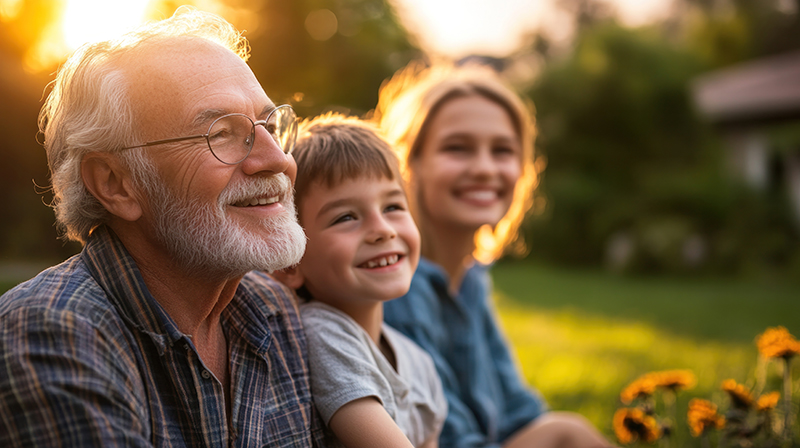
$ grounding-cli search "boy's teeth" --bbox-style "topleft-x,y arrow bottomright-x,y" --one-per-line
363,254 -> 399,268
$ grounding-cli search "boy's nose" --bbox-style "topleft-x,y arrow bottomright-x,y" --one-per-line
366,216 -> 397,243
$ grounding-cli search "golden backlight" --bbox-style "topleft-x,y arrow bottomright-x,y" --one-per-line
62,0 -> 150,51
14,0 -> 256,73
15,0 -> 151,72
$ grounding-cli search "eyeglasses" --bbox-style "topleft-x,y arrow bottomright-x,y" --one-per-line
121,104 -> 298,165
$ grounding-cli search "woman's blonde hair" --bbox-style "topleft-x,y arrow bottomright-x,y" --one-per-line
374,60 -> 538,263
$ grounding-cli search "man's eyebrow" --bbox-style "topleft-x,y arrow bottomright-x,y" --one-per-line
259,103 -> 277,119
192,109 -> 228,128
191,103 -> 277,127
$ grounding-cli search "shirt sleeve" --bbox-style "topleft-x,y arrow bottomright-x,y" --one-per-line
0,305 -> 151,447
422,346 -> 448,440
301,305 -> 394,425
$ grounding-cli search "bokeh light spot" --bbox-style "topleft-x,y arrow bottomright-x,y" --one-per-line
305,9 -> 337,41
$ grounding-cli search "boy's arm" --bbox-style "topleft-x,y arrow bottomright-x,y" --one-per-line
328,397 -> 415,448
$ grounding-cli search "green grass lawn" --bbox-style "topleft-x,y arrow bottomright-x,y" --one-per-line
491,261 -> 800,445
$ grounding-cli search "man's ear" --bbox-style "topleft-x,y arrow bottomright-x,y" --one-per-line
272,265 -> 305,290
81,152 -> 143,222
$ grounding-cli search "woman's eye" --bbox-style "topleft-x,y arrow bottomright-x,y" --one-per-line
494,146 -> 516,155
442,143 -> 469,153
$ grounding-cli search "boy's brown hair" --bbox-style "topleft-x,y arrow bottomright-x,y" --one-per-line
292,112 -> 404,219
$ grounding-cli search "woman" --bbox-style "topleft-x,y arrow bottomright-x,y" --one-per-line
377,61 -> 613,448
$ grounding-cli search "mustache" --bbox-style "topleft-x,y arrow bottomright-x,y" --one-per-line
218,174 -> 293,207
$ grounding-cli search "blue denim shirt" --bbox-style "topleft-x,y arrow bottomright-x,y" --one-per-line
384,257 -> 547,448
0,225 -> 331,447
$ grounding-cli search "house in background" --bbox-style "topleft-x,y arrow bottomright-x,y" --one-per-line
693,51 -> 800,225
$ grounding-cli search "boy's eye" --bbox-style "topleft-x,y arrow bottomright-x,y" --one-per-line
384,203 -> 406,213
331,213 -> 356,225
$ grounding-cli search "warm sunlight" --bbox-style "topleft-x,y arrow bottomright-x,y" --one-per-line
392,0 -> 675,58
17,0 -> 254,72
21,0 -> 152,72
62,0 -> 150,51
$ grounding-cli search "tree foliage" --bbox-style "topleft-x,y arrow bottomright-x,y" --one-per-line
523,17 -> 800,276
246,0 -> 420,117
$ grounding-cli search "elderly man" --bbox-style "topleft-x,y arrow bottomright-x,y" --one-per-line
0,8 -> 330,447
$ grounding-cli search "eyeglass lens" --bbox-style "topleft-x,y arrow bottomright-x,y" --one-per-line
207,106 -> 297,164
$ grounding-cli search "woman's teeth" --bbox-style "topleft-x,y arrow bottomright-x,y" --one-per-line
234,196 -> 279,207
362,254 -> 400,269
462,190 -> 497,201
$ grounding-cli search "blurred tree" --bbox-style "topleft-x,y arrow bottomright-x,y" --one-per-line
0,0 -> 81,261
676,0 -> 800,68
245,0 -> 421,118
522,14 -> 800,276
525,23 -> 731,272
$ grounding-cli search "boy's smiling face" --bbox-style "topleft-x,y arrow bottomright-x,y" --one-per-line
294,176 -> 420,311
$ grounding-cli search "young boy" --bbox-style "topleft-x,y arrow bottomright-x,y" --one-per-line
278,113 -> 447,448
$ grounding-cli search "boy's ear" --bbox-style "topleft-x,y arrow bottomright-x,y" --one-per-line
272,265 -> 305,290
81,152 -> 143,222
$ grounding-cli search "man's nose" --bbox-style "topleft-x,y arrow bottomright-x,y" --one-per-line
239,126 -> 291,176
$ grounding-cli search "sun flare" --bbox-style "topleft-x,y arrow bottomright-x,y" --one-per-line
20,0 -> 152,72
62,0 -> 150,50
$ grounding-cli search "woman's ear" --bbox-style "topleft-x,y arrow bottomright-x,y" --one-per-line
272,265 -> 305,290
81,152 -> 143,222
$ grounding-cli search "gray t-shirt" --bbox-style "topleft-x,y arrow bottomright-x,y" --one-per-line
301,301 -> 447,447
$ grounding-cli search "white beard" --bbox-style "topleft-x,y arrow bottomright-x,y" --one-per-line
143,172 -> 306,278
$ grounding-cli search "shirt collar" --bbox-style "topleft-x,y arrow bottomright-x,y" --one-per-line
417,256 -> 491,297
81,225 -> 183,353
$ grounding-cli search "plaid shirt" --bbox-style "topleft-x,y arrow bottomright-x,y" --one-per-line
0,225 -> 333,447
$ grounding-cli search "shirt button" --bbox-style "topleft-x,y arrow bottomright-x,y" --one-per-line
201,370 -> 211,380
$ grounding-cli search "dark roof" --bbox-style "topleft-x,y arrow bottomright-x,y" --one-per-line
692,51 -> 800,127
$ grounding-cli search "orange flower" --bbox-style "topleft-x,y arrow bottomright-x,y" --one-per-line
687,398 -> 725,437
756,391 -> 780,412
613,407 -> 661,444
756,326 -> 800,359
721,379 -> 753,409
620,370 -> 696,404
620,377 -> 657,404
649,369 -> 697,391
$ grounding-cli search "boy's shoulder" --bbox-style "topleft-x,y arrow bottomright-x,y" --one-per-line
300,301 -> 363,338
